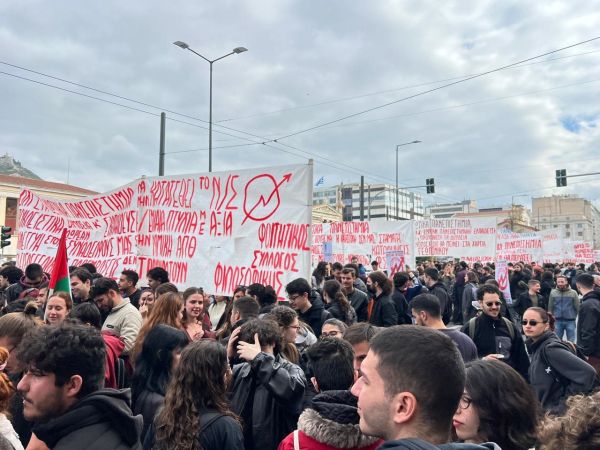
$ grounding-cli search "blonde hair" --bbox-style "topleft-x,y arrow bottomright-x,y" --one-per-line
0,347 -> 15,415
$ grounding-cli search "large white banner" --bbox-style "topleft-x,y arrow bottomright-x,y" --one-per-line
564,240 -> 595,264
312,220 -> 414,270
17,164 -> 313,299
495,230 -> 543,264
414,218 -> 497,263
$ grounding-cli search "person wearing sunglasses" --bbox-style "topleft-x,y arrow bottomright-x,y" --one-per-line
461,284 -> 530,381
523,307 -> 597,415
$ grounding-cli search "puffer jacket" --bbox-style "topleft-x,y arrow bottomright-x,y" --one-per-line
548,286 -> 579,320
33,389 -> 142,450
278,390 -> 382,450
526,331 -> 598,415
230,352 -> 306,450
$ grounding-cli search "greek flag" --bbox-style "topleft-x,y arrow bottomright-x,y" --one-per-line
315,176 -> 324,187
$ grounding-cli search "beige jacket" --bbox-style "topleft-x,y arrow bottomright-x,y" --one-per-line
101,297 -> 142,356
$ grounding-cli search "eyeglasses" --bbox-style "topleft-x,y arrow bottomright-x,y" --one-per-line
287,294 -> 301,301
485,302 -> 502,307
458,396 -> 472,410
521,319 -> 547,326
286,326 -> 302,331
236,285 -> 247,290
322,331 -> 340,338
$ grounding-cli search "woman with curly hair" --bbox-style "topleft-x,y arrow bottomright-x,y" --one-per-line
322,279 -> 357,326
453,359 -> 539,449
0,347 -> 24,449
130,293 -> 184,362
144,340 -> 244,450
538,391 -> 600,450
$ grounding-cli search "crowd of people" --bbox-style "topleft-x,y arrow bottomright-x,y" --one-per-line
0,257 -> 599,449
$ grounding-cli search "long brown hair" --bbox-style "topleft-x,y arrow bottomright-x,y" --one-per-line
181,287 -> 205,327
154,341 -> 241,449
131,293 -> 184,361
264,306 -> 300,364
323,279 -> 351,321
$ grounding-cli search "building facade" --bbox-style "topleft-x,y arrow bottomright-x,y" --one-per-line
425,200 -> 478,219
532,195 -> 600,247
0,174 -> 97,260
312,182 -> 424,222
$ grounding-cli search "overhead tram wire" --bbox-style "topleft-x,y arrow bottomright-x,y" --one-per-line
0,67 -> 449,198
261,36 -> 600,143
216,49 -> 600,123
473,176 -> 600,202
2,53 -> 597,193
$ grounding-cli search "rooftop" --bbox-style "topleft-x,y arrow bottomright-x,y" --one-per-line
0,173 -> 98,195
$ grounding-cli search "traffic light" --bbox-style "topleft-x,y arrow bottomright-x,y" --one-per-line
426,178 -> 435,194
555,169 -> 567,187
1,226 -> 11,249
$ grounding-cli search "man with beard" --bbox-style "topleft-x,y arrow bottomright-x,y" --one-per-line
90,278 -> 142,358
366,271 -> 397,327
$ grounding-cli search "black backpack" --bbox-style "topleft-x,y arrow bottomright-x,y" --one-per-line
540,341 -> 600,391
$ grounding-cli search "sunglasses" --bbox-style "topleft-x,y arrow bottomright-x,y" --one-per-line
521,319 -> 547,326
485,302 -> 502,307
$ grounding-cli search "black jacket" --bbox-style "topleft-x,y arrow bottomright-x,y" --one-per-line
7,371 -> 31,448
143,407 -> 244,450
514,291 -> 548,316
132,389 -> 164,443
298,296 -> 331,337
509,270 -> 527,298
461,312 -> 530,381
377,439 -> 500,449
391,288 -> 412,325
369,293 -> 398,327
428,281 -> 452,323
230,352 -> 306,450
577,290 -> 600,358
33,389 -> 142,450
258,303 -> 276,317
323,301 -> 357,326
527,331 -> 598,415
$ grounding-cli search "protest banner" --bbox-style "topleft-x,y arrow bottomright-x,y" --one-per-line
414,218 -> 497,264
17,164 -> 313,299
385,250 -> 405,277
595,250 -> 600,263
312,220 -> 414,270
495,260 -> 512,304
495,229 -> 543,264
563,240 -> 595,264
537,228 -> 564,263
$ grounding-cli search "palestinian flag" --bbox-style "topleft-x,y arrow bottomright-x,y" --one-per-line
48,228 -> 71,297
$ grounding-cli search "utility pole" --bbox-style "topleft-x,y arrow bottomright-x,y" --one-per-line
159,112 -> 166,176
360,176 -> 365,221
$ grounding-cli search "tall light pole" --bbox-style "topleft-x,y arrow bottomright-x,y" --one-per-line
396,141 -> 421,220
174,41 -> 248,172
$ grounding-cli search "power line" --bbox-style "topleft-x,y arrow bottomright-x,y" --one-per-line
473,176 -> 600,202
216,49 -> 600,123
263,37 -> 600,142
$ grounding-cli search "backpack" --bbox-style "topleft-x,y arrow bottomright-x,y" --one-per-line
115,357 -> 131,390
468,316 -> 515,341
540,340 -> 600,391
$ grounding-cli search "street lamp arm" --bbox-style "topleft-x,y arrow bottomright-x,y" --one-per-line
369,188 -> 393,206
185,47 -> 212,63
212,51 -> 236,63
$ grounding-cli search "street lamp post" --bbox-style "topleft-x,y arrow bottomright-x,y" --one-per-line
174,41 -> 248,172
396,141 -> 421,220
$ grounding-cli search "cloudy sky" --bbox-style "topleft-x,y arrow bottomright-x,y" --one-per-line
1,0 -> 599,210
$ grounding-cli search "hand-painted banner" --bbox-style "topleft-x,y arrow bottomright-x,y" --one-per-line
16,164 -> 313,299
386,250 -> 405,277
414,218 -> 497,263
537,229 -> 564,263
564,240 -> 595,264
495,230 -> 543,264
495,260 -> 512,304
312,220 -> 414,270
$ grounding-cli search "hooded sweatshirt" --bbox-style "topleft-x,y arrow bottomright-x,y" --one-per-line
6,274 -> 49,303
33,388 -> 143,450
377,439 -> 500,450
